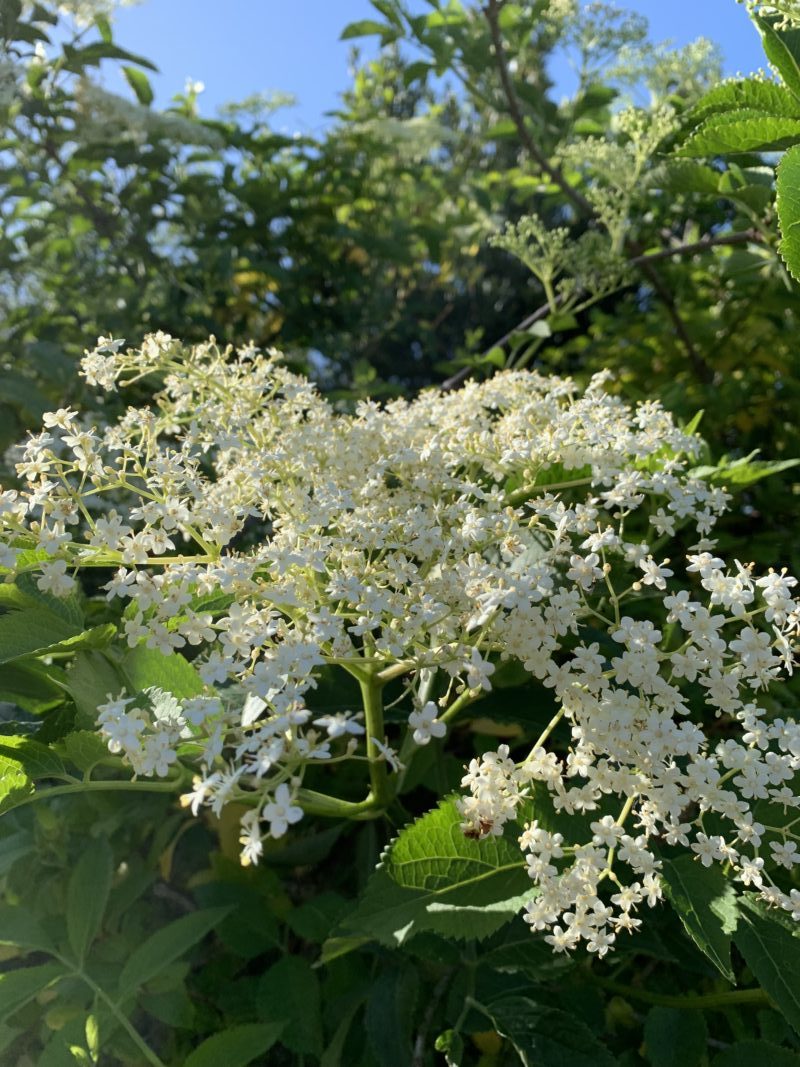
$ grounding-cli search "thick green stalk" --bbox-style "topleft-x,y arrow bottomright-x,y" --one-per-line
360,675 -> 391,810
593,977 -> 770,1011
296,787 -> 385,821
4,777 -> 184,816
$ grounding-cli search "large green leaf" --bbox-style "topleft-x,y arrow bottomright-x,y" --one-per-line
11,572 -> 83,628
0,661 -> 66,714
383,797 -> 528,896
0,607 -> 80,665
734,896 -> 800,1034
688,77 -> 800,123
677,111 -> 800,156
755,16 -> 800,100
66,837 -> 113,964
321,869 -> 533,962
0,754 -> 34,816
122,644 -> 205,700
183,1024 -> 284,1067
691,454 -> 800,487
712,1041 -> 800,1066
257,956 -> 322,1057
117,907 -> 230,996
488,996 -> 618,1067
58,731 -> 113,774
65,650 -> 123,727
661,856 -> 739,982
777,143 -> 800,282
365,964 -> 419,1067
0,963 -> 65,1022
0,904 -> 54,953
0,736 -> 65,780
643,1006 -> 707,1067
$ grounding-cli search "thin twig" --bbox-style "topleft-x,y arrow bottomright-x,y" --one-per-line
483,0 -> 594,219
471,2 -> 764,386
628,228 -> 761,266
442,229 -> 762,390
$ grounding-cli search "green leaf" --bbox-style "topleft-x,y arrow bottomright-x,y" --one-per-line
66,651 -> 123,728
94,12 -> 112,42
688,77 -> 800,123
660,160 -> 722,196
285,891 -> 349,943
0,904 -> 54,953
677,111 -> 800,156
322,799 -> 531,957
118,907 -> 230,996
435,1029 -> 465,1066
61,41 -> 157,72
123,645 -> 205,701
643,1006 -> 707,1067
340,18 -> 389,39
712,1040 -> 800,1067
777,143 -> 800,282
383,797 -> 528,896
0,963 -> 65,1022
66,837 -> 113,964
691,453 -> 800,487
661,856 -> 739,982
0,661 -> 66,714
0,755 -> 34,816
0,831 -> 33,877
321,1001 -> 363,1067
322,869 -> 533,962
14,571 -> 83,628
183,1024 -> 284,1067
122,65 -> 153,106
734,896 -> 800,1034
0,607 -> 81,665
488,996 -> 618,1067
755,16 -> 800,100
365,964 -> 419,1067
0,736 -> 65,780
257,956 -> 322,1057
59,731 -> 112,774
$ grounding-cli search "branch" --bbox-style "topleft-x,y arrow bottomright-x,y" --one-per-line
444,229 -> 763,390
628,228 -> 762,266
482,0 -> 594,219
477,0 -> 720,383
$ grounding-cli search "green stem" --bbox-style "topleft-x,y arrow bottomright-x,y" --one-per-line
440,688 -> 483,726
361,676 -> 391,809
296,786 -> 385,820
506,477 -> 592,507
55,958 -> 165,1067
4,776 -> 185,816
593,978 -> 770,1011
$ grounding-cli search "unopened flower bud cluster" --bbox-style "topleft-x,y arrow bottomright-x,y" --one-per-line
3,333 -> 800,954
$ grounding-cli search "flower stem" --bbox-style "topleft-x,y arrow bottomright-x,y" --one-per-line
3,776 -> 184,816
361,676 -> 391,810
592,977 -> 770,1011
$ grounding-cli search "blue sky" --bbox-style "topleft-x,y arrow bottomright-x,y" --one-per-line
110,0 -> 763,133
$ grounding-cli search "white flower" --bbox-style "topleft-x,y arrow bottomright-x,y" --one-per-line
408,702 -> 446,745
371,737 -> 405,773
262,783 -> 303,838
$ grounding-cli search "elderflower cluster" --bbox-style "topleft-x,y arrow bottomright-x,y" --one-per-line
3,334 -> 800,952
458,547 -> 800,955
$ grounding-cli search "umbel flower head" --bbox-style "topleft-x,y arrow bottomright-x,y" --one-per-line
3,333 -> 800,958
